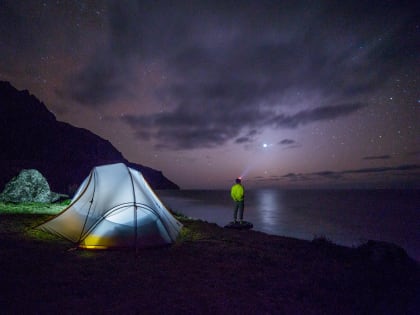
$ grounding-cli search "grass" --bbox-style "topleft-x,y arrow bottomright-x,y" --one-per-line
0,203 -> 418,314
0,200 -> 69,214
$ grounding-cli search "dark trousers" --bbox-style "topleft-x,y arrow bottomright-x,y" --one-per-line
233,200 -> 244,221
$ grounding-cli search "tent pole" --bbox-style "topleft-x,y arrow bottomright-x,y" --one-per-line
134,204 -> 138,254
126,165 -> 138,254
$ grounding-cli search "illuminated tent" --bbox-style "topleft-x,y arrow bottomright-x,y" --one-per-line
38,163 -> 182,249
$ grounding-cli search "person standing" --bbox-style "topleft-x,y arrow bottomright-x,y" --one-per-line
230,178 -> 245,223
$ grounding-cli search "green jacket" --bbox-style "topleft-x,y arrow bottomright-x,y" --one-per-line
230,183 -> 244,202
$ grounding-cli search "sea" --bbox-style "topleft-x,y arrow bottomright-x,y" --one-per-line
158,189 -> 420,261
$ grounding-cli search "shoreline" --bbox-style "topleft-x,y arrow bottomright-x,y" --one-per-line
0,213 -> 418,314
159,189 -> 420,262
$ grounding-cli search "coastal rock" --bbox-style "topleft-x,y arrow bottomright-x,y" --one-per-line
0,169 -> 63,203
357,240 -> 409,263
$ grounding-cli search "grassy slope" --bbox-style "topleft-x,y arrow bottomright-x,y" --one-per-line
0,204 -> 418,314
0,201 -> 68,214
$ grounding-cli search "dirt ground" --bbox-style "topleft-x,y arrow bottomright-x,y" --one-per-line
0,214 -> 418,314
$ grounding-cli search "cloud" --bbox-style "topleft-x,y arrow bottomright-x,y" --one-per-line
279,139 -> 295,145
363,155 -> 391,160
292,165 -> 420,182
269,103 -> 366,128
311,171 -> 343,180
251,164 -> 420,188
278,138 -> 301,150
123,104 -> 265,149
281,173 -> 311,182
124,101 -> 366,149
341,164 -> 420,174
235,137 -> 252,144
406,151 -> 420,157
62,58 -> 125,106
31,1 -> 415,149
304,164 -> 420,182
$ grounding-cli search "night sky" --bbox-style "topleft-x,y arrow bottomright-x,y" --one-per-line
1,1 -> 418,189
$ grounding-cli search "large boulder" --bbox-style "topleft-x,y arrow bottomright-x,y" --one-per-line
0,169 -> 63,203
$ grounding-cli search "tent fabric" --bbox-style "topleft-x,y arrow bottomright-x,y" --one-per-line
38,163 -> 182,249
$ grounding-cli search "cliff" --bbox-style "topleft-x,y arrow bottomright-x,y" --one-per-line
0,81 -> 179,194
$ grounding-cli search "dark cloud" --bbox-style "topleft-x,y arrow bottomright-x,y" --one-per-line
61,58 -> 125,106
406,151 -> 420,157
363,155 -> 391,160
235,137 -> 252,144
110,0 -> 397,149
3,1 -> 416,151
124,102 -> 365,149
281,173 -> 312,182
234,129 -> 259,145
342,164 -> 420,175
269,103 -> 366,128
59,1 -> 416,105
278,138 -> 301,150
304,164 -> 420,182
123,98 -> 269,149
252,164 -> 420,186
311,171 -> 343,180
279,139 -> 295,145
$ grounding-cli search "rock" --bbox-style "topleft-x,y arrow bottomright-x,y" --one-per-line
0,169 -> 63,203
357,240 -> 409,263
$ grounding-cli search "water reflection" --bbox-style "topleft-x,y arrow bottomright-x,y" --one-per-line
253,189 -> 282,227
158,189 -> 419,261
250,189 -> 307,240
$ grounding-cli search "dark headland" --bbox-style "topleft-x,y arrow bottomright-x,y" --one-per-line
0,81 -> 179,195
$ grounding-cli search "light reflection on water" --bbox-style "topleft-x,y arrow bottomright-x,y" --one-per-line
255,189 -> 280,227
253,189 -> 297,236
158,189 -> 419,261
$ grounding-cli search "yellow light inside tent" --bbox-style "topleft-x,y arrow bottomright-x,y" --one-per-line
79,234 -> 109,250
79,245 -> 108,250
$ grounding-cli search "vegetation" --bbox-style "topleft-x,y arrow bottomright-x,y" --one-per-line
0,204 -> 418,314
0,200 -> 68,214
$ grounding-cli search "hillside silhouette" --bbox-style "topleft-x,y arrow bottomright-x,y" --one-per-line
0,81 -> 179,194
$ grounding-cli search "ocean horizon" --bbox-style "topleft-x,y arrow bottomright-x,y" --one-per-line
158,188 -> 419,261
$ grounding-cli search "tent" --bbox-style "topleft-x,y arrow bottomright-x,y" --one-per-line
38,163 -> 182,249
